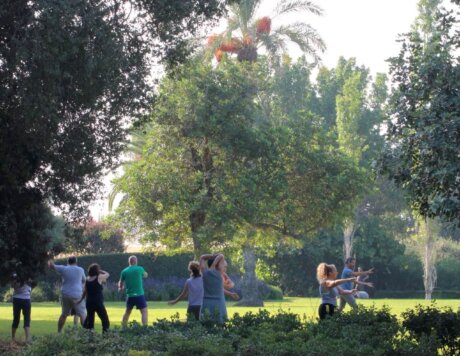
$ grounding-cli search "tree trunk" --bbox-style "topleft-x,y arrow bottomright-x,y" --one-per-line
235,243 -> 264,307
190,210 -> 205,259
422,220 -> 437,300
343,220 -> 358,260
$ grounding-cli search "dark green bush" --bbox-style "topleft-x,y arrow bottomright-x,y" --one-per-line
402,303 -> 460,353
22,306 -> 454,355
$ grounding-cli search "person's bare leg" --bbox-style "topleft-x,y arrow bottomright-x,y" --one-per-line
122,309 -> 131,327
58,315 -> 67,332
24,327 -> 31,343
79,314 -> 86,327
140,308 -> 148,326
11,327 -> 17,342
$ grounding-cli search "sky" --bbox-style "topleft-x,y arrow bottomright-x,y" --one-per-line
258,0 -> 420,75
90,0 -> 422,218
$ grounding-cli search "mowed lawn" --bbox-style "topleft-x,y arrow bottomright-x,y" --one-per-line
1,298 -> 459,338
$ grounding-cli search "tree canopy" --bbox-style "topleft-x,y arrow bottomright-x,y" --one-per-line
382,2 -> 460,222
0,0 -> 232,284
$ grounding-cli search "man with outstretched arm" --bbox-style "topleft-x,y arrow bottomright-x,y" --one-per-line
49,256 -> 86,332
118,255 -> 148,327
338,257 -> 374,312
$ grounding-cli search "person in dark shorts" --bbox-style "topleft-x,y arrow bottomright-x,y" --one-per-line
78,263 -> 110,332
118,255 -> 148,327
11,275 -> 36,343
316,263 -> 357,320
168,261 -> 203,320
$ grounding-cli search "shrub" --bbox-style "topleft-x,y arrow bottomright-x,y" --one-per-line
402,303 -> 460,352
22,306 -> 454,355
2,288 -> 13,303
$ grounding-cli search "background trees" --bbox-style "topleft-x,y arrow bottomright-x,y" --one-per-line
382,1 -> 460,222
112,56 -> 366,304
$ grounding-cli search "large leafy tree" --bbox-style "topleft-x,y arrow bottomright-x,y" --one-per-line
0,0 -> 231,284
112,57 -> 365,304
382,0 -> 460,222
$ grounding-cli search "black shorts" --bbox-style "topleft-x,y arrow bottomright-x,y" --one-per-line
318,303 -> 336,320
126,295 -> 147,310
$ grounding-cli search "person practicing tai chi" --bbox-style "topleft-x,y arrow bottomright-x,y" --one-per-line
168,261 -> 203,321
118,255 -> 148,327
11,274 -> 36,343
316,263 -> 358,320
78,263 -> 110,332
338,257 -> 374,312
49,256 -> 86,332
199,253 -> 239,323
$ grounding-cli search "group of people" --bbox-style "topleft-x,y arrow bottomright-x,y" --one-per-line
10,253 -> 239,341
10,254 -> 372,342
316,257 -> 374,319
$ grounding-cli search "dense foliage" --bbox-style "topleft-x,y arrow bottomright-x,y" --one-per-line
21,306 -> 456,355
382,3 -> 460,222
0,0 -> 231,285
63,220 -> 125,255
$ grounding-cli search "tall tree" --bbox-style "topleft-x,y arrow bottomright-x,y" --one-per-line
382,0 -> 460,222
112,58 -> 365,305
0,0 -> 231,284
382,0 -> 459,299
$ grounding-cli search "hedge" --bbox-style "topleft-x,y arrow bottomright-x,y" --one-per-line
2,252 -> 282,302
21,305 -> 459,355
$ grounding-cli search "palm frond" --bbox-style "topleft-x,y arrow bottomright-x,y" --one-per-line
274,0 -> 323,17
273,22 -> 326,63
108,185 -> 121,212
231,0 -> 262,33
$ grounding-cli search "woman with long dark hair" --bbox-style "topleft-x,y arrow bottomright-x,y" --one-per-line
78,263 -> 110,332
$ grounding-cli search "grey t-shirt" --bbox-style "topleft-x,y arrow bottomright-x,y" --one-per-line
186,276 -> 203,306
55,265 -> 86,298
13,283 -> 32,299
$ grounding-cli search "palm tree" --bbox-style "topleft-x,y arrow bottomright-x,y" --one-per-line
208,0 -> 325,65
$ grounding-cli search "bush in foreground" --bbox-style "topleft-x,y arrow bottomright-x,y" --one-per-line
20,306 -> 451,355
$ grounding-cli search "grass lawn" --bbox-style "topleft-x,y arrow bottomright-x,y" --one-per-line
1,297 -> 459,339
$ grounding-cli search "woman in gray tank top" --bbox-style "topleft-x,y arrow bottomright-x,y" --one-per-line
168,261 -> 204,320
316,263 -> 357,320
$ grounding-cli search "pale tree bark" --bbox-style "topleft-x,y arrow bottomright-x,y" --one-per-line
420,218 -> 439,300
236,242 -> 264,307
343,219 -> 358,260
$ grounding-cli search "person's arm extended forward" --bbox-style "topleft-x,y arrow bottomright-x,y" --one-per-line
351,268 -> 374,277
323,277 -> 356,289
355,280 -> 374,288
168,283 -> 189,305
337,286 -> 358,295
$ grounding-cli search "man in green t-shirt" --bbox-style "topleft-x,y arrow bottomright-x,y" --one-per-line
118,255 -> 148,326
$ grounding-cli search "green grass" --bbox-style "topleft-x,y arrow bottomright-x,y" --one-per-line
1,297 -> 459,339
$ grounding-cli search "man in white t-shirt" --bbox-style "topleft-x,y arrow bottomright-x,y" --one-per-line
49,256 -> 86,332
